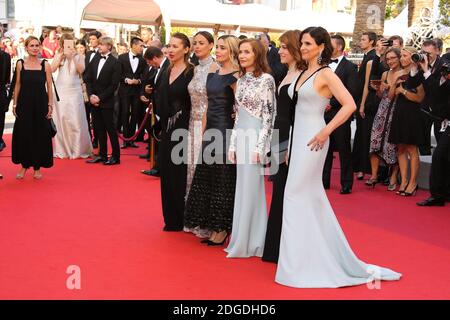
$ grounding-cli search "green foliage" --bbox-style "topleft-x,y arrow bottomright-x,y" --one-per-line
438,0 -> 450,27
385,0 -> 406,19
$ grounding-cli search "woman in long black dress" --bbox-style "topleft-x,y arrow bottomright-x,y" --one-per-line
159,33 -> 194,231
388,46 -> 426,196
184,35 -> 240,245
262,30 -> 302,263
359,39 -> 389,185
12,36 -> 53,179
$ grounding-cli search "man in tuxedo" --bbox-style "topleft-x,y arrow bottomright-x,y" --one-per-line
418,39 -> 443,155
0,49 -> 11,152
139,46 -> 169,177
257,33 -> 287,86
84,30 -> 102,149
140,27 -> 154,48
417,58 -> 450,207
85,37 -> 122,165
118,37 -> 146,148
322,35 -> 358,194
352,31 -> 377,180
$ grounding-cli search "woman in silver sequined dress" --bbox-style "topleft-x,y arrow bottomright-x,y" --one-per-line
186,31 -> 215,199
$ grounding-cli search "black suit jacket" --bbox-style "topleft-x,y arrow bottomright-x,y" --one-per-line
0,51 -> 11,112
422,56 -> 443,112
85,54 -> 122,109
267,46 -> 287,86
140,66 -> 157,98
329,57 -> 359,112
151,59 -> 170,117
118,53 -> 146,97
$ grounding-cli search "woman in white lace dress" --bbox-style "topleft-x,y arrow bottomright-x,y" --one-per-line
225,39 -> 276,258
51,33 -> 92,159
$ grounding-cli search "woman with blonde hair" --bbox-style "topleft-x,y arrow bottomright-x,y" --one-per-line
388,46 -> 426,196
51,33 -> 92,159
184,35 -> 240,245
12,36 -> 54,179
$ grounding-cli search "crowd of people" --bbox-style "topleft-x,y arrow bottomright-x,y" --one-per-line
0,23 -> 449,287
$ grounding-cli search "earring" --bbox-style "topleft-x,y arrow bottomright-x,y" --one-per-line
317,52 -> 323,65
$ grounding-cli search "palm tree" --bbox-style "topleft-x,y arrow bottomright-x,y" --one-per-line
352,0 -> 387,51
408,0 -> 434,27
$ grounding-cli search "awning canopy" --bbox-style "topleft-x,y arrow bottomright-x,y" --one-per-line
81,0 -> 163,25
81,0 -> 358,38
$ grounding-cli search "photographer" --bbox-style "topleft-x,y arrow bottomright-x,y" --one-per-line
417,55 -> 450,206
416,39 -> 442,155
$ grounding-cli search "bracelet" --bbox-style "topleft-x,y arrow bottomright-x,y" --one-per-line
403,89 -> 407,96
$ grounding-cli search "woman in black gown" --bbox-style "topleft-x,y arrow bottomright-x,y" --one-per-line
159,33 -> 194,231
12,36 -> 54,180
184,35 -> 240,245
262,30 -> 302,263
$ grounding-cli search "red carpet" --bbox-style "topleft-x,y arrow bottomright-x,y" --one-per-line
0,133 -> 449,300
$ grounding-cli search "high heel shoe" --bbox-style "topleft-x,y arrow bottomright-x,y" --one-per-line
16,169 -> 27,180
207,233 -> 229,246
33,172 -> 43,180
387,183 -> 397,191
396,183 -> 408,195
356,173 -> 364,180
401,184 -> 418,197
365,178 -> 378,188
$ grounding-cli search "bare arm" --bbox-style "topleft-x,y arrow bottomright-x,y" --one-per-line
396,83 -> 425,104
12,61 -> 22,117
74,54 -> 85,74
359,60 -> 372,118
45,61 -> 54,118
308,68 -> 356,151
50,53 -> 63,73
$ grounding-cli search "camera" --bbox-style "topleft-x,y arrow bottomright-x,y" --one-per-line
382,39 -> 393,47
411,52 -> 428,63
440,61 -> 450,77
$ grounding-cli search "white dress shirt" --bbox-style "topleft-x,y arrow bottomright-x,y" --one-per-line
329,55 -> 344,73
89,48 -> 98,63
128,51 -> 139,73
97,53 -> 110,79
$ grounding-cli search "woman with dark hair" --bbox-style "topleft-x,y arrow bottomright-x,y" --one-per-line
75,39 -> 87,56
185,31 -> 215,210
184,35 -> 240,245
225,38 -> 276,258
158,33 -> 194,231
368,47 -> 402,190
262,30 -> 302,263
275,27 -> 401,288
12,36 -> 54,179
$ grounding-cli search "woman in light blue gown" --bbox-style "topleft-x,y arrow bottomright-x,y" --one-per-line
276,27 -> 402,288
225,39 -> 276,258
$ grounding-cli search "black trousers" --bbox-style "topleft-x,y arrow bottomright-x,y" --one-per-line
323,111 -> 353,189
85,102 -> 98,143
419,111 -> 433,155
92,107 -> 120,160
352,113 -> 372,174
0,110 -> 5,143
119,94 -> 142,139
429,131 -> 450,200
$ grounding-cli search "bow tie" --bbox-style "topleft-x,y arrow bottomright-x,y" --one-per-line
330,59 -> 338,64
101,56 -> 107,59
133,55 -> 138,59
